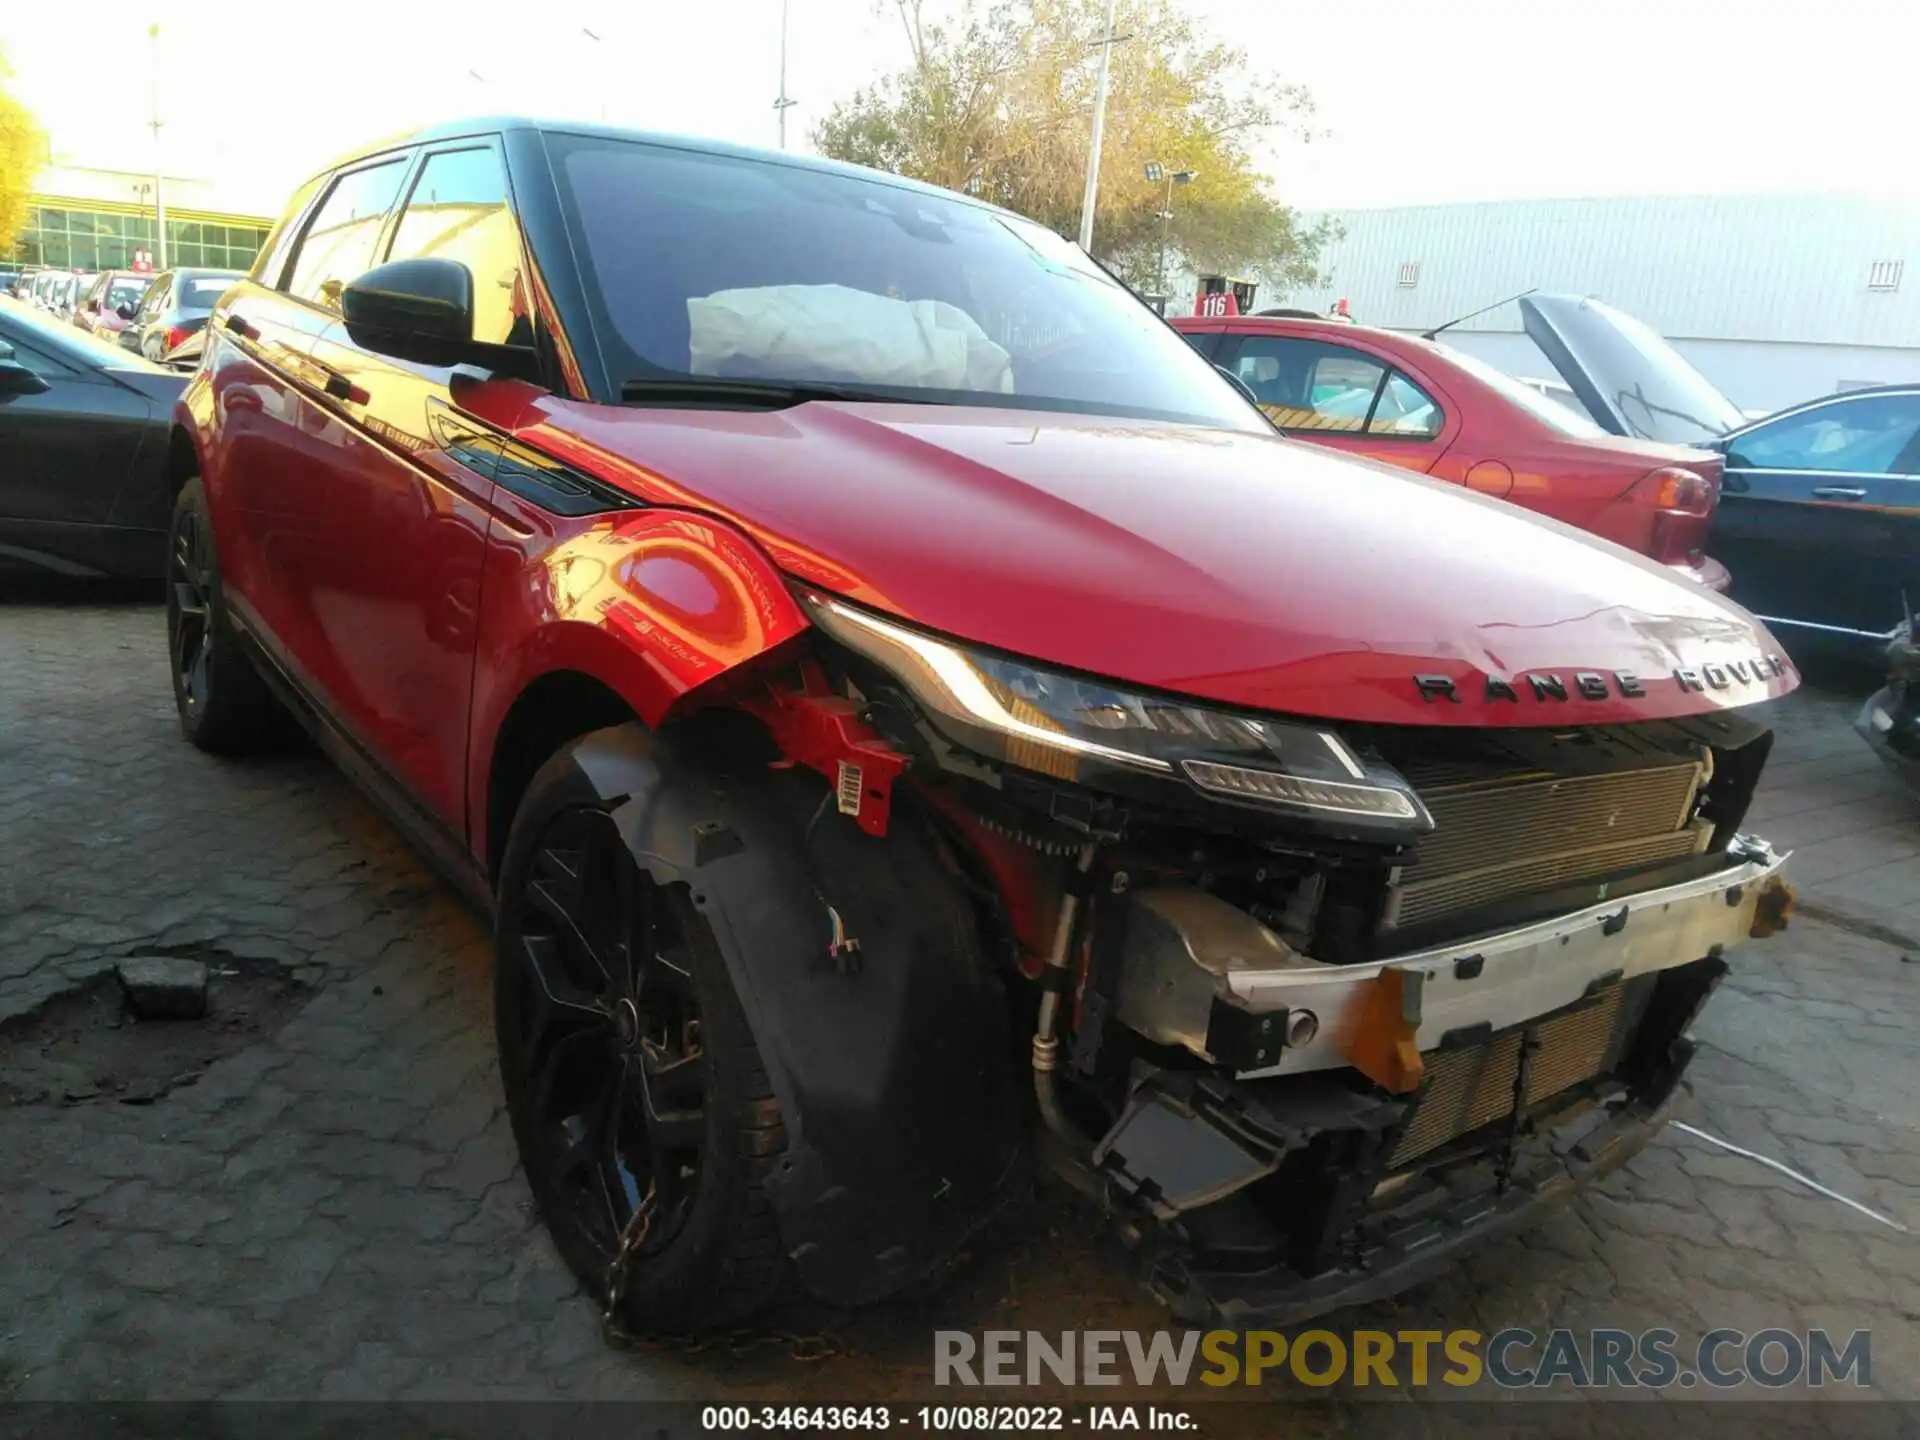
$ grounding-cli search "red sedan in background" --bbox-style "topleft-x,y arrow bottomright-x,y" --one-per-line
1174,313 -> 1730,589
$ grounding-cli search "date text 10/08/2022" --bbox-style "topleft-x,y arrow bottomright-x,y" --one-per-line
701,1406 -> 1197,1432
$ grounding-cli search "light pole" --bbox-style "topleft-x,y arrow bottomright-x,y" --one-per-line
1074,0 -> 1121,253
773,0 -> 797,149
1144,162 -> 1196,303
147,23 -> 167,271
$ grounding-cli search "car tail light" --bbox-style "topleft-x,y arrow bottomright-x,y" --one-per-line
1629,466 -> 1714,516
1628,466 -> 1716,564
163,325 -> 192,352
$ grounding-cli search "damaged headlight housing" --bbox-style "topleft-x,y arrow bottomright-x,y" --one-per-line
801,593 -> 1433,839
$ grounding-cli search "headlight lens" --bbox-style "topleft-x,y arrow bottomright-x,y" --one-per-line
801,593 -> 1432,838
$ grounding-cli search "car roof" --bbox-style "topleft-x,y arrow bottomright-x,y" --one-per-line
1726,382 -> 1920,436
310,115 -> 1008,218
1177,312 -> 1408,343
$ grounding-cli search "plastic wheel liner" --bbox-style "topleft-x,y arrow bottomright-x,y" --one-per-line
564,723 -> 1028,1306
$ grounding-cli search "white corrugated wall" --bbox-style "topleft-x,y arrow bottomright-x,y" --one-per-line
1256,194 -> 1920,411
1274,195 -> 1919,344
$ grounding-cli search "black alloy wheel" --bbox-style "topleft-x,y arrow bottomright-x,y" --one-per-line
167,500 -> 214,722
504,807 -> 710,1259
165,476 -> 278,754
499,796 -> 791,1330
497,735 -> 788,1332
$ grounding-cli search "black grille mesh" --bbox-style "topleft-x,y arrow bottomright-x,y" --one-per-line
1389,981 -> 1629,1169
1389,760 -> 1707,929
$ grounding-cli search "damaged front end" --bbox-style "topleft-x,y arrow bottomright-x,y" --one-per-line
729,591 -> 1796,1323
1090,843 -> 1785,1323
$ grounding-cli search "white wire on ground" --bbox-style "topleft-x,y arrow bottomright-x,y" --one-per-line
1673,1121 -> 1910,1234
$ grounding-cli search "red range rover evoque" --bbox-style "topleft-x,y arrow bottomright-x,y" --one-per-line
168,118 -> 1797,1333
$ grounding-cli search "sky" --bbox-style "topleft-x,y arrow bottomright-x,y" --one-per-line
3,0 -> 1916,220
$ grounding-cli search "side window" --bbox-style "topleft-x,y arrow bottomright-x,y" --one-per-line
1230,336 -> 1441,438
136,275 -> 170,321
1230,337 -> 1371,429
252,175 -> 325,289
385,146 -> 527,347
1369,370 -> 1443,439
284,159 -> 411,312
1181,330 -> 1223,361
1726,394 -> 1920,476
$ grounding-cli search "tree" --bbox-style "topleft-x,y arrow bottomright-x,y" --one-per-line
0,54 -> 45,263
814,0 -> 1333,298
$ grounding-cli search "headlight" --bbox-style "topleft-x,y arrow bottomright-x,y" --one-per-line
801,593 -> 1432,839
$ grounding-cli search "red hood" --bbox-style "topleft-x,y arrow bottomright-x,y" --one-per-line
511,396 -> 1796,727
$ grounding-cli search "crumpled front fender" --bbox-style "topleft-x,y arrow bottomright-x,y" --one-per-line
566,723 -> 1029,1306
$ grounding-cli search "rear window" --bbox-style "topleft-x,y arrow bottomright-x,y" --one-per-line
181,277 -> 236,306
1432,343 -> 1609,438
107,277 -> 150,309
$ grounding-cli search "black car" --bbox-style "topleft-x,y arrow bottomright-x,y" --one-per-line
117,267 -> 246,364
1712,387 -> 1920,650
0,297 -> 186,578
1521,295 -> 1920,654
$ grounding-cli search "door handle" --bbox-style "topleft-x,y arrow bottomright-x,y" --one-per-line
1811,485 -> 1867,501
316,367 -> 353,402
305,354 -> 363,405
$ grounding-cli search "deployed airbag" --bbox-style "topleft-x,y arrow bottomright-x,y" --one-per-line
688,283 -> 1015,393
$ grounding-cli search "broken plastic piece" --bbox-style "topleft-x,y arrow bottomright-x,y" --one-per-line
1346,967 -> 1424,1094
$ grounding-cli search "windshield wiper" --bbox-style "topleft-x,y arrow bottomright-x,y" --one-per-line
618,377 -> 938,409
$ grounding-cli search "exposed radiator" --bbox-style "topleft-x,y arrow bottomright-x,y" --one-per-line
1389,980 -> 1634,1169
1386,758 -> 1709,930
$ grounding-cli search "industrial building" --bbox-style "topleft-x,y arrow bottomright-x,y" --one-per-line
4,163 -> 273,275
1267,194 -> 1920,415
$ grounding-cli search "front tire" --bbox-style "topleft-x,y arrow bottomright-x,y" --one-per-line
495,736 -> 788,1333
166,475 -> 279,754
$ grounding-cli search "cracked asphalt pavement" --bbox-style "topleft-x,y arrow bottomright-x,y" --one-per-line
1,590 -> 1915,1417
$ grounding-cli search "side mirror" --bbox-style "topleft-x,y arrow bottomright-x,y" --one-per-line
342,258 -> 540,378
1215,363 -> 1260,408
0,342 -> 51,396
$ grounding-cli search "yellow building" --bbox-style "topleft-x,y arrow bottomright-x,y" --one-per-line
5,163 -> 273,273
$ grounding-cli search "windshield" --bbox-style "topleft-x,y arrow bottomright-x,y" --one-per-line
547,134 -> 1265,430
1432,343 -> 1609,438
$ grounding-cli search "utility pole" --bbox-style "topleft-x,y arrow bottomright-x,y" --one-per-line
148,23 -> 167,271
1146,165 -> 1195,303
1074,0 -> 1121,253
773,0 -> 797,149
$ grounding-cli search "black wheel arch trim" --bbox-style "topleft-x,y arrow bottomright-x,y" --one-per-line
557,722 -> 1030,1306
